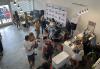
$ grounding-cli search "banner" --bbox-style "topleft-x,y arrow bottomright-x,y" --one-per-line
45,3 -> 67,27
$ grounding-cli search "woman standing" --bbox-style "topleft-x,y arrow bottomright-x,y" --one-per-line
35,20 -> 40,39
14,11 -> 20,28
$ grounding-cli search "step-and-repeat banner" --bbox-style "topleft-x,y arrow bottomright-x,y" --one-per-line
45,3 -> 67,27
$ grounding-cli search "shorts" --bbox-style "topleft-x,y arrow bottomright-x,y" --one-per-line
28,53 -> 35,65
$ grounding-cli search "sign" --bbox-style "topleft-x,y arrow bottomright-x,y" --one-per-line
45,3 -> 67,27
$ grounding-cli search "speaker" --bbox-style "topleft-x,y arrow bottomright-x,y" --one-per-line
71,23 -> 77,30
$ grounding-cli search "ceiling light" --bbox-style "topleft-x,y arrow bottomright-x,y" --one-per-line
17,4 -> 20,9
14,1 -> 17,5
20,9 -> 23,12
77,11 -> 81,16
86,8 -> 88,12
82,10 -> 84,13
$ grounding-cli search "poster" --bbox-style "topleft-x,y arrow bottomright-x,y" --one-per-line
0,5 -> 12,23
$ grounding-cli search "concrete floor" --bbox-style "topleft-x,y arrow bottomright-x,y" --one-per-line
0,25 -> 43,69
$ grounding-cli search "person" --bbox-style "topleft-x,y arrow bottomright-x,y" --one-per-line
35,20 -> 40,39
24,35 -> 36,69
43,37 -> 54,61
29,32 -> 35,42
46,43 -> 54,61
40,16 -> 48,34
29,32 -> 38,48
43,29 -> 49,38
65,20 -> 71,36
70,53 -> 81,69
48,19 -> 56,39
14,11 -> 20,28
13,14 -> 16,25
45,39 -> 54,61
3,7 -> 11,21
40,16 -> 44,34
24,12 -> 30,28
0,33 -> 3,56
83,35 -> 91,55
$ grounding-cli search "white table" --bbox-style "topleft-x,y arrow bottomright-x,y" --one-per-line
63,41 -> 75,56
77,33 -> 83,38
63,40 -> 84,61
52,51 -> 70,69
64,41 -> 76,50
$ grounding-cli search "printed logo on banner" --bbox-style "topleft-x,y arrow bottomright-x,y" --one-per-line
45,3 -> 67,27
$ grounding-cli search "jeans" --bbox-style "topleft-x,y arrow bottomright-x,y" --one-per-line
36,31 -> 40,39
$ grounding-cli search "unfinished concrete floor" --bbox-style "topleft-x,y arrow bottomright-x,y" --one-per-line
0,25 -> 43,69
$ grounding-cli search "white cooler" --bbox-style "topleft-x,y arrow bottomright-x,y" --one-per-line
52,51 -> 70,69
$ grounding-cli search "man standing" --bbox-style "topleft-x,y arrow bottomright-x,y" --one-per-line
14,11 -> 20,28
40,16 -> 48,34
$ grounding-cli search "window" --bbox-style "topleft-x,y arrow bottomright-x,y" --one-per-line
0,5 -> 12,24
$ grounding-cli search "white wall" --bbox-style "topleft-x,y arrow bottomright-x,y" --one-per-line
34,0 -> 100,42
34,0 -> 47,10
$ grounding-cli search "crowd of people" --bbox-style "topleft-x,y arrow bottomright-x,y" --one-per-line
12,11 -> 98,69
20,11 -> 65,69
23,18 -> 56,69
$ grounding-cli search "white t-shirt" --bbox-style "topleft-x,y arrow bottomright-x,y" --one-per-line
72,53 -> 82,61
24,40 -> 35,56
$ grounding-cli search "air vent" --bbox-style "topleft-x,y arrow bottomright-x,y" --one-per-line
72,3 -> 87,7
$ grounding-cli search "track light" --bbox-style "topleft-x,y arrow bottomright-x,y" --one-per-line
20,9 -> 23,12
77,11 -> 81,15
18,4 -> 20,7
77,8 -> 88,15
86,8 -> 88,12
17,4 -> 20,9
14,1 -> 17,5
81,10 -> 84,14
